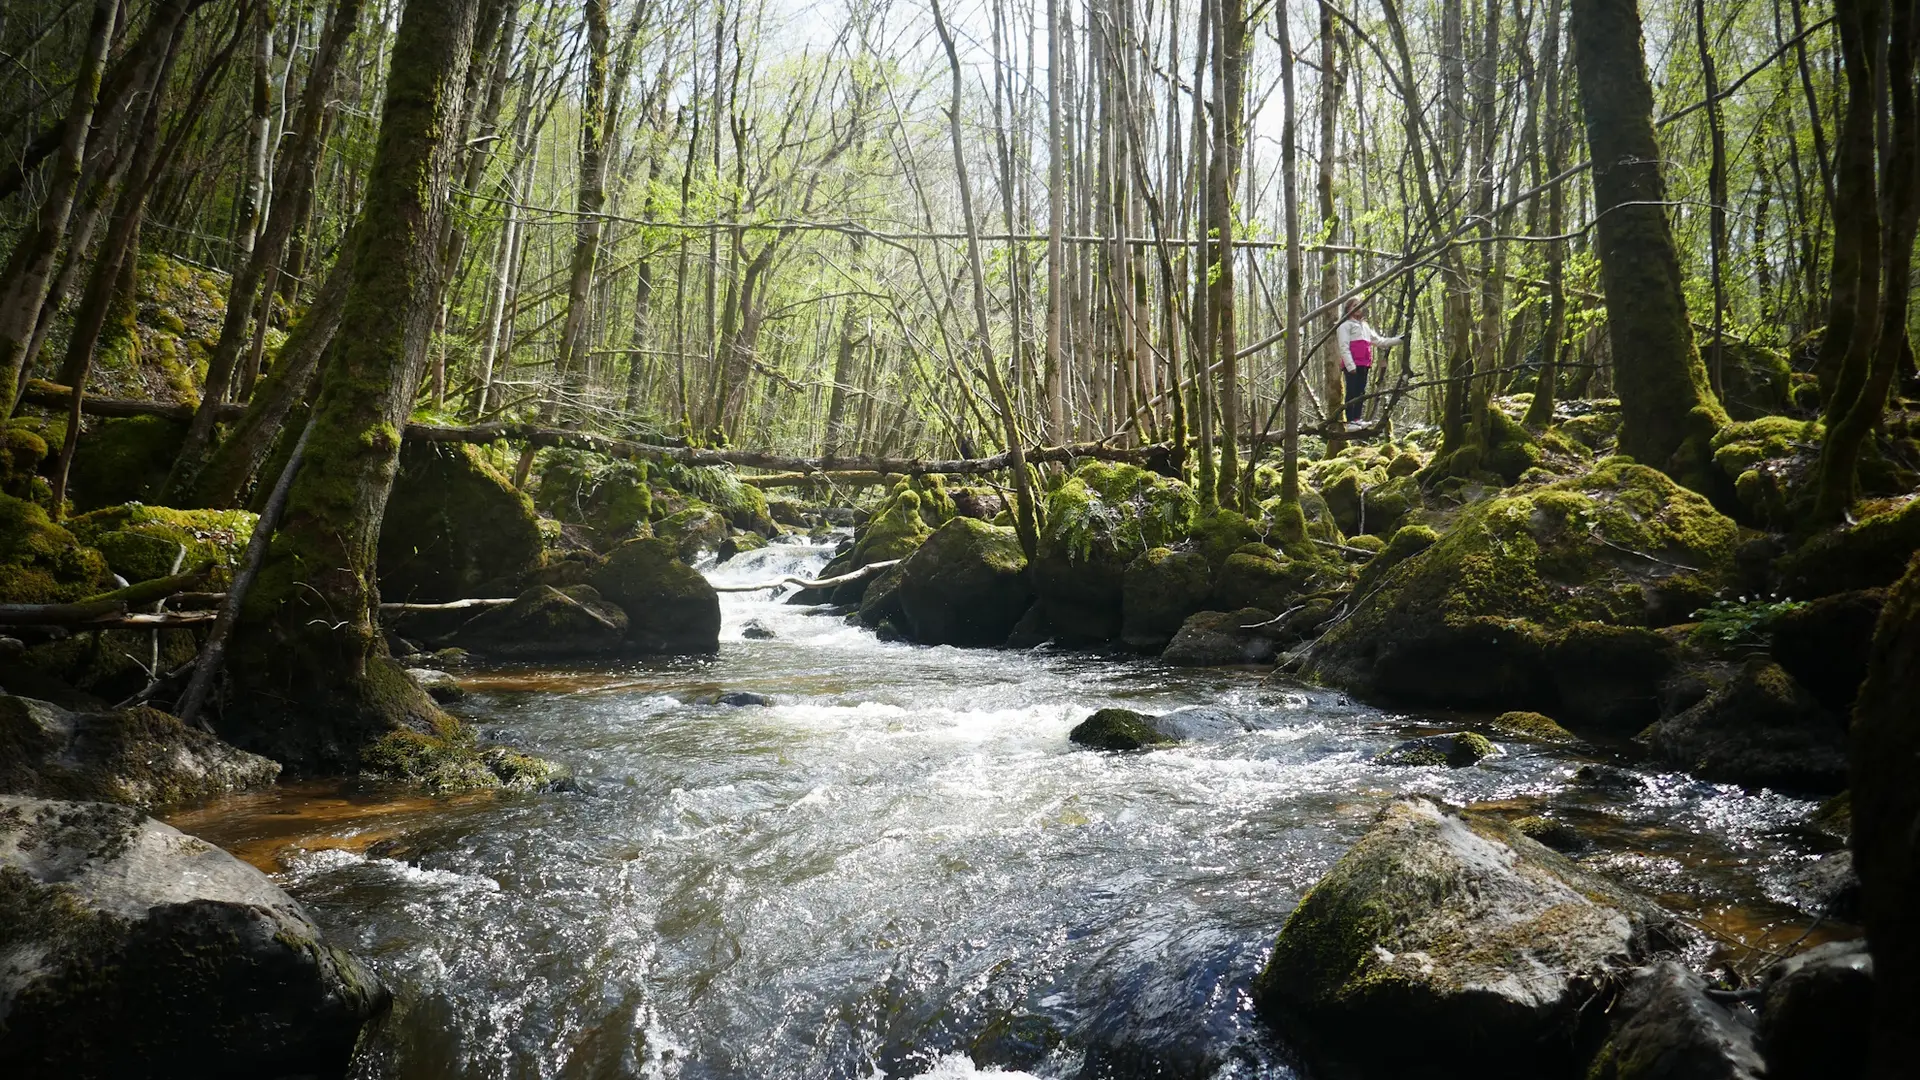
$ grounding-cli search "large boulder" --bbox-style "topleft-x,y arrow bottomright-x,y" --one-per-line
1587,961 -> 1766,1080
1768,588 -> 1885,712
534,449 -> 652,548
590,537 -> 721,654
1638,658 -> 1848,793
1773,496 -> 1920,599
0,493 -> 110,604
66,503 -> 255,587
1032,461 -> 1198,643
1759,939 -> 1873,1080
1161,608 -> 1281,665
451,584 -> 629,659
656,504 -> 728,563
1307,459 -> 1735,731
0,796 -> 388,1077
1253,797 -> 1678,1077
1120,547 -> 1212,650
0,696 -> 278,808
378,442 -> 542,602
1067,707 -> 1175,750
62,414 -> 185,513
1714,342 -> 1796,421
896,517 -> 1033,646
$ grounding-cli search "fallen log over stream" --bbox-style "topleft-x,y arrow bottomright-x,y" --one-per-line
712,559 -> 902,593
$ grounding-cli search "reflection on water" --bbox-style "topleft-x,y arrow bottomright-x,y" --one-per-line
167,537 -> 1843,1080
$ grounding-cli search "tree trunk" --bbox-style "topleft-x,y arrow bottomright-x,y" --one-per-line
1318,0 -> 1346,453
553,0 -> 612,416
1569,0 -> 1727,488
1694,0 -> 1729,397
224,0 -> 483,771
0,0 -> 116,423
1275,0 -> 1305,538
1524,0 -> 1569,429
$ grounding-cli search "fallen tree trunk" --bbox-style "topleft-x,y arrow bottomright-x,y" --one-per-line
712,558 -> 902,593
21,383 -> 1169,478
378,597 -> 516,613
737,471 -> 903,488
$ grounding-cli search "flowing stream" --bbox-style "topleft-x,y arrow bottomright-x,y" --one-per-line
168,536 -> 1845,1080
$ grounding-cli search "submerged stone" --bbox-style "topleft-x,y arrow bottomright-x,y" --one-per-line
0,795 -> 388,1077
1489,710 -> 1579,743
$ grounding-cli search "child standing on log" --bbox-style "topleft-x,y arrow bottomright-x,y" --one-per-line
1337,299 -> 1407,426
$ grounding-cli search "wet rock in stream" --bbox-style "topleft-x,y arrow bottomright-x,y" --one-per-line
0,795 -> 388,1078
1068,708 -> 1177,751
1586,960 -> 1766,1080
1759,939 -> 1873,1080
0,695 -> 278,809
1372,731 -> 1500,768
1254,796 -> 1684,1077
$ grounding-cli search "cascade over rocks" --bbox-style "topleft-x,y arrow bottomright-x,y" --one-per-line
1637,657 -> 1848,793
1307,459 -> 1737,731
0,796 -> 388,1078
1253,797 -> 1680,1078
0,696 -> 279,808
895,517 -> 1033,647
378,442 -> 543,602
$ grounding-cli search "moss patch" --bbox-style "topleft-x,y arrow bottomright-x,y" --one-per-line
67,504 -> 256,586
0,494 -> 111,603
359,714 -> 561,794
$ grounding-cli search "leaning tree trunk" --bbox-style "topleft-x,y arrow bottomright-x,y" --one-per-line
223,0 -> 483,771
1569,0 -> 1727,490
1852,552 -> 1920,1076
0,0 -> 115,423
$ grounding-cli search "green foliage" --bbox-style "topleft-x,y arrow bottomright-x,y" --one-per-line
1689,595 -> 1808,647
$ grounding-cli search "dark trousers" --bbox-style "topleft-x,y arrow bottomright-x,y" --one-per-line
1344,365 -> 1371,422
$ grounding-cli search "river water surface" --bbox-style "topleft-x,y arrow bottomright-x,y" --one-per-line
168,537 -> 1845,1080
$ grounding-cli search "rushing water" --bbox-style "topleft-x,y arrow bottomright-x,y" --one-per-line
168,536 -> 1847,1080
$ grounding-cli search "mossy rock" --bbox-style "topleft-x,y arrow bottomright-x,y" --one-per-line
1713,341 -> 1796,421
1032,462 -> 1200,643
1555,404 -> 1624,453
534,449 -> 653,547
850,486 -> 935,568
589,537 -> 721,655
0,696 -> 279,809
1,425 -> 50,502
1252,797 -> 1677,1077
0,793 -> 390,1077
1162,607 -> 1282,665
896,517 -> 1033,647
1774,496 -> 1920,599
1121,547 -> 1214,650
1638,657 -> 1847,793
1710,416 -> 1821,528
656,504 -> 729,563
1489,710 -> 1578,744
377,442 -> 543,602
358,714 -> 561,793
1353,523 -> 1440,597
1210,545 -> 1330,616
19,628 -> 201,704
856,560 -> 907,628
67,504 -> 255,587
63,415 -> 186,513
0,494 -> 111,604
451,584 -> 629,659
651,459 -> 781,535
1067,707 -> 1175,751
1371,731 -> 1498,767
1308,458 -> 1736,728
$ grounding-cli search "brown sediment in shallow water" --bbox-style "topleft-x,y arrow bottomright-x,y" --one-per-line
162,780 -> 499,873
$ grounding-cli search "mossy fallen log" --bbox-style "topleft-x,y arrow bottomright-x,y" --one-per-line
0,565 -> 214,626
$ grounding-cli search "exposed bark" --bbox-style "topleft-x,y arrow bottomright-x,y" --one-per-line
224,0 -> 484,770
1569,0 -> 1727,488
1523,0 -> 1569,429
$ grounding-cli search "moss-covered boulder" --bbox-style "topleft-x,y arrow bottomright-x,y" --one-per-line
589,537 -> 721,654
852,485 -> 937,566
1774,496 -> 1920,599
62,415 -> 186,513
1120,547 -> 1213,650
451,584 -> 629,659
1,425 -> 50,502
1768,588 -> 1886,713
656,504 -> 729,563
0,696 -> 278,808
856,560 -> 907,629
358,714 -> 559,793
13,628 -> 200,705
1586,961 -> 1767,1080
1067,707 -> 1175,750
1371,731 -> 1499,767
377,442 -> 543,602
1714,341 -> 1796,421
1252,797 -> 1678,1077
1033,461 -> 1199,643
1638,657 -> 1848,793
1162,608 -> 1282,665
66,504 -> 255,586
0,795 -> 388,1077
1308,459 -> 1736,730
1556,402 -> 1624,454
897,517 -> 1033,647
1209,544 -> 1331,615
534,449 -> 652,547
1352,523 -> 1439,597
1710,416 -> 1821,528
0,494 -> 110,604
1489,710 -> 1579,744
